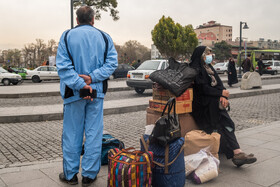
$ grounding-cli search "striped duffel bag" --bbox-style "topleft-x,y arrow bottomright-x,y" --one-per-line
107,148 -> 153,187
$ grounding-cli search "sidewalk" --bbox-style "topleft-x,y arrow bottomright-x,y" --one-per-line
1,84 -> 280,123
1,121 -> 280,187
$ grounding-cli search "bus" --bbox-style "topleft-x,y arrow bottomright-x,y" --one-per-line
237,49 -> 280,68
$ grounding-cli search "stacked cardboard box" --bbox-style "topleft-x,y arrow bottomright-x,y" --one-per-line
146,83 -> 198,136
149,84 -> 193,114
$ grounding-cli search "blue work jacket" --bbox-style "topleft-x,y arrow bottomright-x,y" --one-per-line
56,25 -> 118,104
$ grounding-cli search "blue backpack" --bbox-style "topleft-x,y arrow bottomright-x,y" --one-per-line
81,134 -> 125,165
101,134 -> 125,165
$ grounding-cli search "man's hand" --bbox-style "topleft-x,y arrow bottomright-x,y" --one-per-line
220,97 -> 229,108
79,74 -> 92,85
222,90 -> 229,98
82,85 -> 93,101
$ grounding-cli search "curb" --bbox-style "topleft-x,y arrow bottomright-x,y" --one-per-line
0,103 -> 148,124
0,87 -> 133,98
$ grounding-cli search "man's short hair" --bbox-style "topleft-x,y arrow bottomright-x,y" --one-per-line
76,6 -> 95,24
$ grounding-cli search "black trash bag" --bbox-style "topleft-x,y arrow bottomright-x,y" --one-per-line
149,57 -> 198,97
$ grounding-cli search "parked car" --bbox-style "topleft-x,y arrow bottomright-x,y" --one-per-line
0,67 -> 22,86
256,60 -> 280,75
213,62 -> 228,74
126,59 -> 168,94
26,66 -> 59,83
110,64 -> 135,79
10,67 -> 28,79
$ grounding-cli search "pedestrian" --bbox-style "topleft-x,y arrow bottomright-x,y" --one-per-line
257,56 -> 265,76
241,54 -> 254,73
56,5 -> 118,186
227,58 -> 238,87
190,46 -> 256,167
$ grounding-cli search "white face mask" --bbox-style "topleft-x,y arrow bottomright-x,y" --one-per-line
205,55 -> 213,64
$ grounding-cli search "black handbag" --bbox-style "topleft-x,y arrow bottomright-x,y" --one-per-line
149,97 -> 181,147
149,57 -> 197,97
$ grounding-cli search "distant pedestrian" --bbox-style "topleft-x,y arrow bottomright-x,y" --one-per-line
241,54 -> 254,73
56,5 -> 118,186
227,58 -> 238,87
257,57 -> 265,76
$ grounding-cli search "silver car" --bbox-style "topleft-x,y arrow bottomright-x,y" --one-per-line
213,62 -> 228,74
259,61 -> 280,75
126,60 -> 169,94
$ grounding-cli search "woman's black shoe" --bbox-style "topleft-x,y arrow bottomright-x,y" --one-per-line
59,173 -> 78,185
82,176 -> 97,187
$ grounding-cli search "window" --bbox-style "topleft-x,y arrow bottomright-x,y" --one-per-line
48,67 -> 57,71
38,67 -> 48,71
160,62 -> 166,70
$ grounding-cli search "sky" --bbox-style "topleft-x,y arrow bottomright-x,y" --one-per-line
0,0 -> 280,50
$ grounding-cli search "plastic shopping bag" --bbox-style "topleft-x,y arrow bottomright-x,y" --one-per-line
185,148 -> 220,184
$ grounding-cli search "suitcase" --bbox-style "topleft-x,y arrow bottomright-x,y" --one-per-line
141,135 -> 185,187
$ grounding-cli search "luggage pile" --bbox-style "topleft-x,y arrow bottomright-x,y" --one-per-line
147,83 -> 198,136
106,58 -> 220,186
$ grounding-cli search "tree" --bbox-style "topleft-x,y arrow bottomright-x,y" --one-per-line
119,40 -> 151,67
74,0 -> 119,21
213,41 -> 232,62
6,49 -> 21,67
151,16 -> 198,59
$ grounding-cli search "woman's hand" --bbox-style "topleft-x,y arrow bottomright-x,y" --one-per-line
220,97 -> 229,108
222,90 -> 229,98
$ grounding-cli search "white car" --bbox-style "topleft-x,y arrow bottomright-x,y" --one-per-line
126,59 -> 169,94
213,62 -> 228,74
26,66 -> 59,83
259,60 -> 280,75
0,67 -> 22,86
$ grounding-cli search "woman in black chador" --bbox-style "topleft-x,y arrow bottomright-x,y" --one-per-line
227,58 -> 238,87
189,46 -> 256,167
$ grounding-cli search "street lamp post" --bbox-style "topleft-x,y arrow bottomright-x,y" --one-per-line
71,0 -> 85,28
238,21 -> 249,78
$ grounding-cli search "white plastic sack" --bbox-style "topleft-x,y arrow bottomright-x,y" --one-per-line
184,148 -> 220,184
184,149 -> 208,176
145,124 -> 155,135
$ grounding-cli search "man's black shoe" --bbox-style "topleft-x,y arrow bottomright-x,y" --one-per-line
59,173 -> 78,185
82,176 -> 97,187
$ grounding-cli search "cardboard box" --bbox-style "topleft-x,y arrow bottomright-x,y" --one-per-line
149,99 -> 192,114
152,85 -> 193,102
146,107 -> 198,137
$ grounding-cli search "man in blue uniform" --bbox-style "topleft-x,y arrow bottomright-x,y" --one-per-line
56,5 -> 118,186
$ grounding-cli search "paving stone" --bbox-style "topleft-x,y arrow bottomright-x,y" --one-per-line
236,137 -> 268,147
0,170 -> 45,186
227,156 -> 280,187
0,178 -> 6,187
247,133 -> 280,142
9,177 -> 61,187
258,139 -> 280,152
0,93 -> 280,167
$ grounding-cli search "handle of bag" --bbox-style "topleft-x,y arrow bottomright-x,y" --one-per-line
140,135 -> 184,169
161,98 -> 177,123
161,98 -> 175,116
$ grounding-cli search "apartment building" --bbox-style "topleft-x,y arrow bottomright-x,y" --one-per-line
194,21 -> 233,46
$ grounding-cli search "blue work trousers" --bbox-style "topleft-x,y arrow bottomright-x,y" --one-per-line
62,98 -> 103,180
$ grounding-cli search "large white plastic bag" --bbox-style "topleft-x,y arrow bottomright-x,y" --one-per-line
192,153 -> 220,184
145,124 -> 155,135
184,149 -> 208,176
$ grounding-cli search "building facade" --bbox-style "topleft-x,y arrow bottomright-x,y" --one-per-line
195,21 -> 233,46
